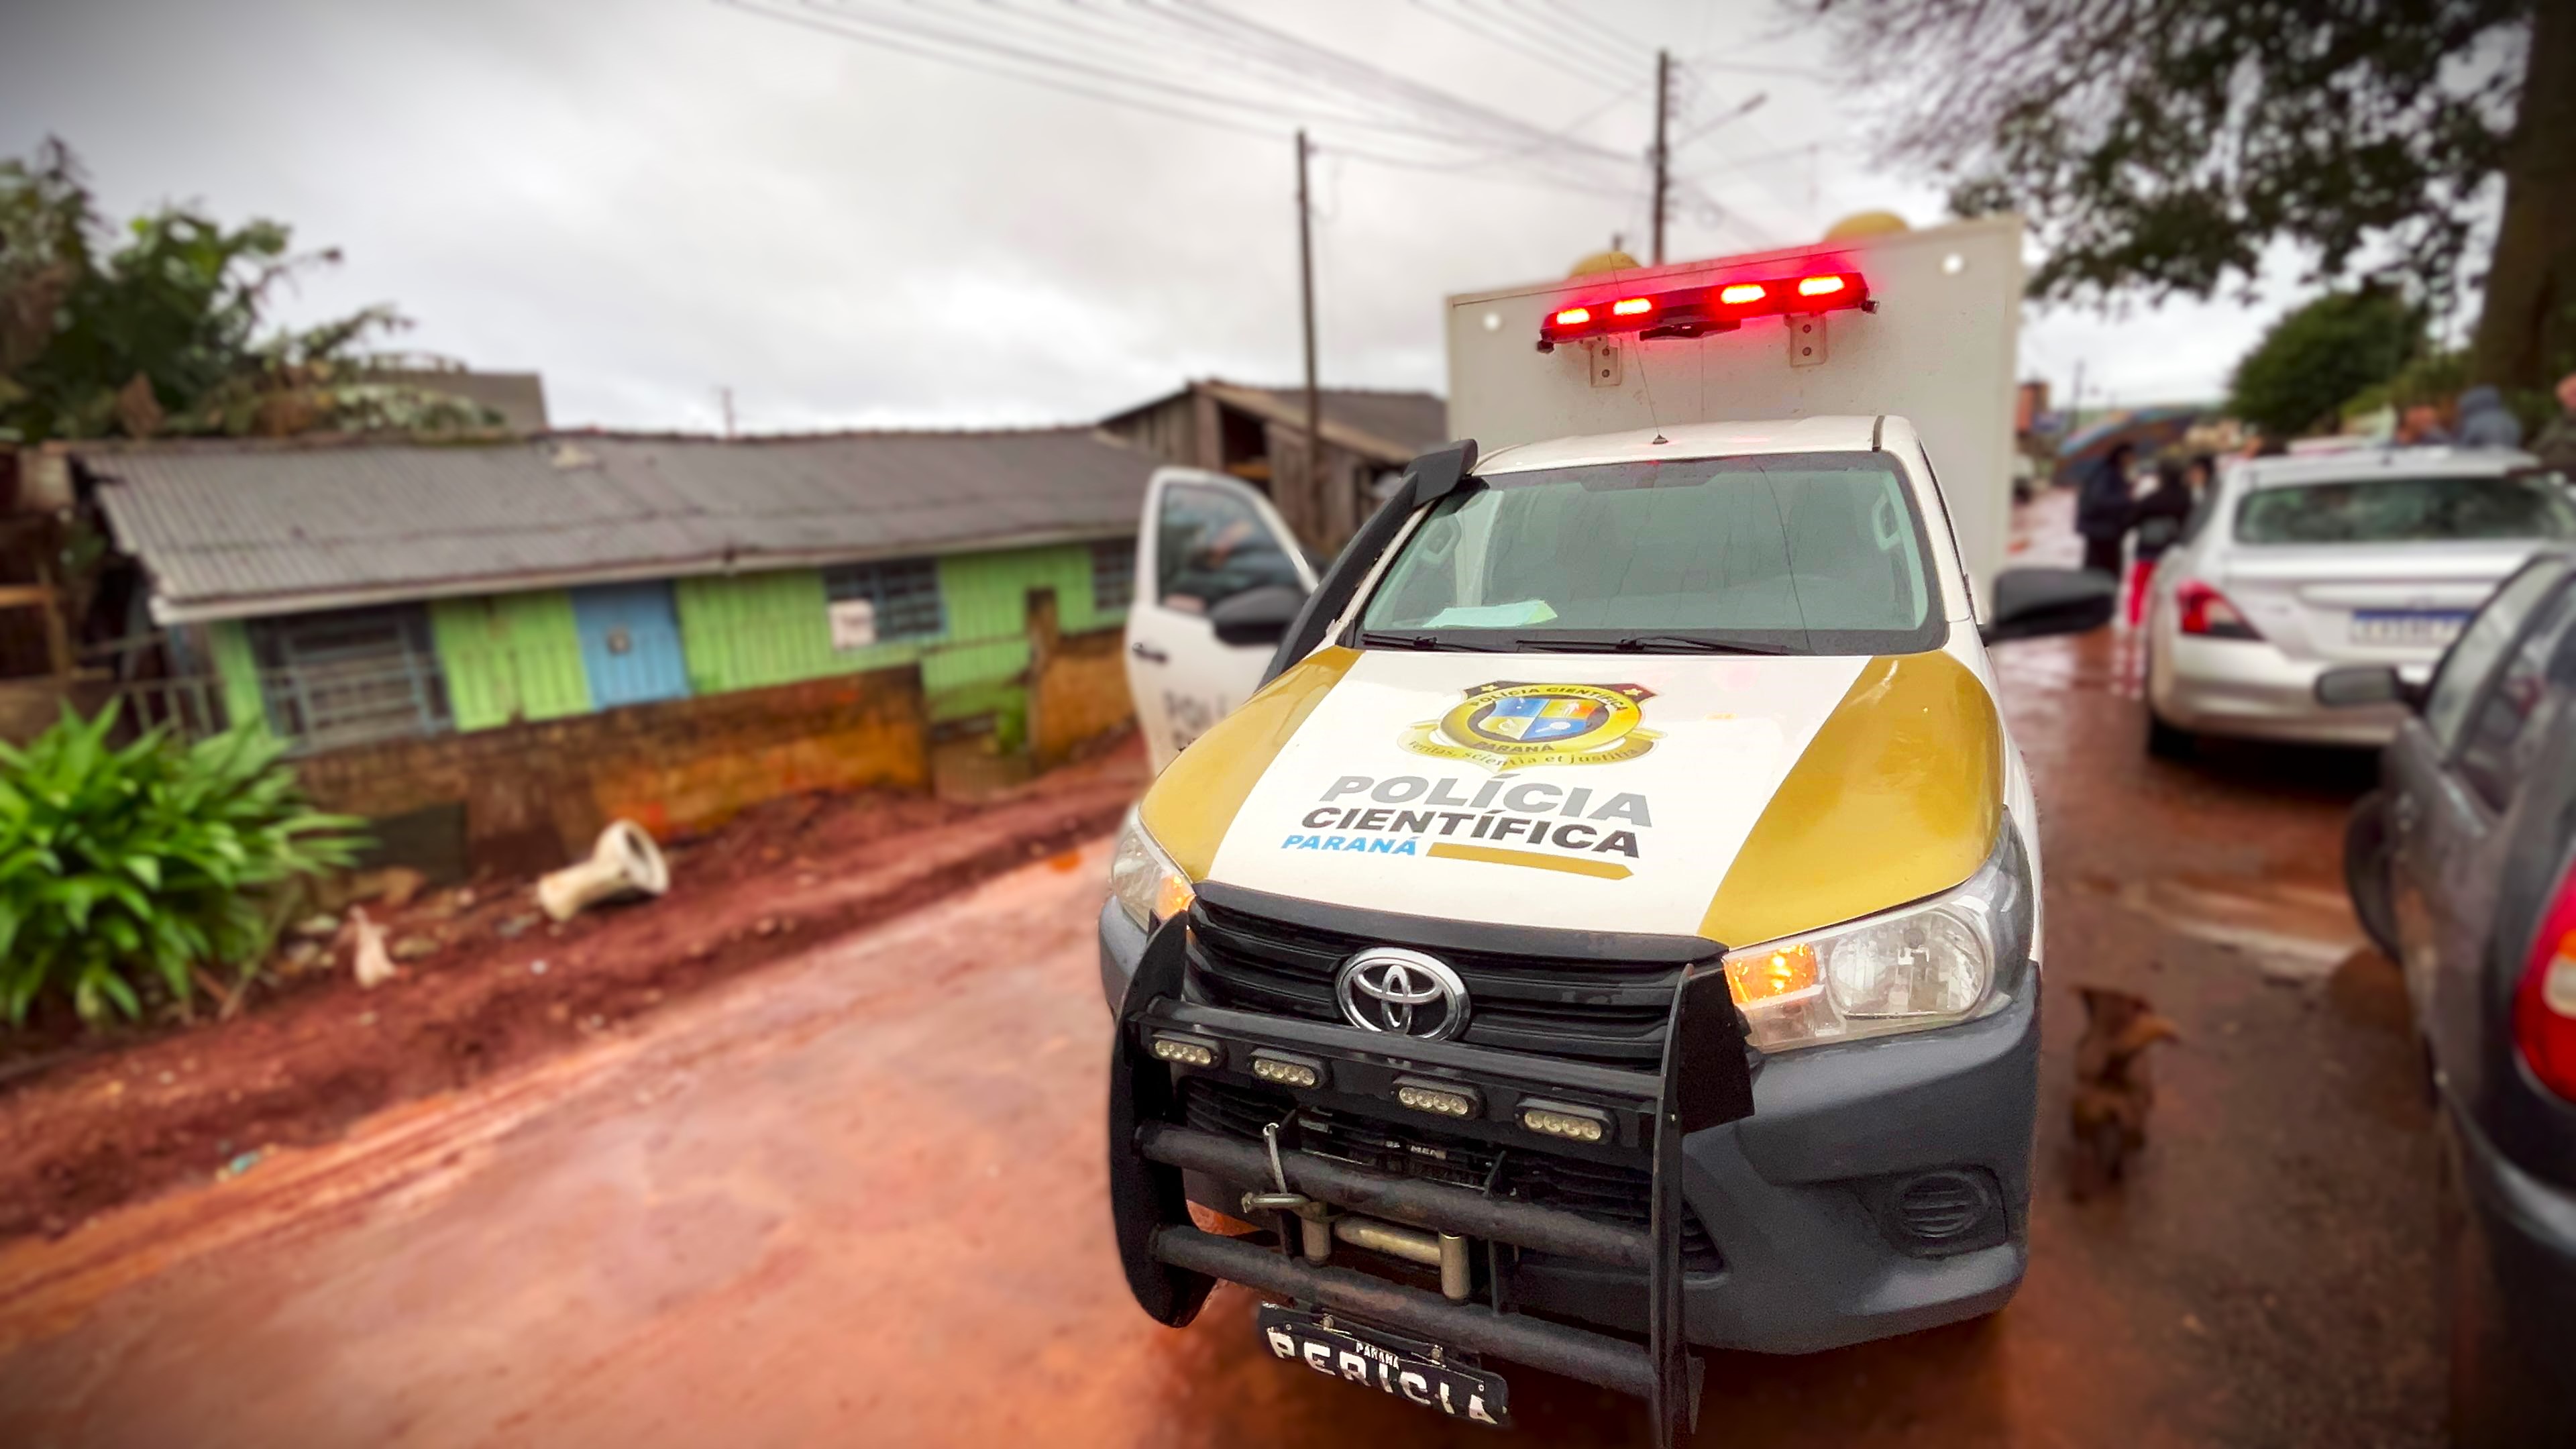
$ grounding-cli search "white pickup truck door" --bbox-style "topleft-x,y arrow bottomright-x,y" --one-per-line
1125,468 -> 1317,774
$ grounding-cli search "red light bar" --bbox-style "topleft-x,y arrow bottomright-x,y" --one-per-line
1536,270 -> 1868,350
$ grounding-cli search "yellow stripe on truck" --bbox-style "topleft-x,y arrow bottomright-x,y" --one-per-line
1137,646 -> 1362,879
1699,649 -> 2002,949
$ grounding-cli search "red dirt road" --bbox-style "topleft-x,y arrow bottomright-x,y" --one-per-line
0,620 -> 2438,1445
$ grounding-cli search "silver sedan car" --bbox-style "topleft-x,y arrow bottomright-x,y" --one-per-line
2143,445 -> 2576,755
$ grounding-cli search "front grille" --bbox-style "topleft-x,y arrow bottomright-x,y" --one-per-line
1187,896 -> 1688,1067
1182,1077 -> 1721,1272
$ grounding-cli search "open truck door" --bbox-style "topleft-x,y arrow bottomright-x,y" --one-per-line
1124,467 -> 1317,773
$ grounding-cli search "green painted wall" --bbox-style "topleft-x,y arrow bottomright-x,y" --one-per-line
674,541 -> 1126,732
208,620 -> 263,733
207,540 -> 1127,745
429,590 -> 592,731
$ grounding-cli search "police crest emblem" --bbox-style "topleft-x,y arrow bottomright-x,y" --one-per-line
1401,681 -> 1658,771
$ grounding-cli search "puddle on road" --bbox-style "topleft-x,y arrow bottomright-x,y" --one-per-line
2086,873 -> 2365,981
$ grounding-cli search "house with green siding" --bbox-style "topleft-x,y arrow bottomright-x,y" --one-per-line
80,429 -> 1148,755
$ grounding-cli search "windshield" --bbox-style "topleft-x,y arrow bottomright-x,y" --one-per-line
1355,451 -> 1942,655
2234,473 -> 2576,546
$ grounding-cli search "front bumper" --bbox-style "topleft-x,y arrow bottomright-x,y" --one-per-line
1099,899 -> 2037,1362
2149,631 -> 2406,747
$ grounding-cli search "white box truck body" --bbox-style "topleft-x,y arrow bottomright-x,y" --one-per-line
1442,215 -> 2025,616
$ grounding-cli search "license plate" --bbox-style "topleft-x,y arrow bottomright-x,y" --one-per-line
2350,609 -> 2470,645
1257,1303 -> 1510,1427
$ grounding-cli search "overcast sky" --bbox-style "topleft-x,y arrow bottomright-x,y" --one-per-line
2,0 -> 2305,435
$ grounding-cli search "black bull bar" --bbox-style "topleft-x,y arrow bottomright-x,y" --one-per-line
1107,916 -> 1755,1448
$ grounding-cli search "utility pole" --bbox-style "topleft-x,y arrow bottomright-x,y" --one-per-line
1650,48 -> 1670,266
1297,129 -> 1322,517
718,386 -> 736,439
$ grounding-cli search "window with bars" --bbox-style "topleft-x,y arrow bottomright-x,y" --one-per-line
1089,537 -> 1136,614
820,557 -> 945,642
247,604 -> 452,751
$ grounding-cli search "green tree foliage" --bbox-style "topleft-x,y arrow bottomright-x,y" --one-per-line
0,138 -> 501,443
1798,0 -> 2571,389
2227,289 -> 2424,438
0,706 -> 364,1028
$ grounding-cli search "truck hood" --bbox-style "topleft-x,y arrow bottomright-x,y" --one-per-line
1138,644 -> 2003,948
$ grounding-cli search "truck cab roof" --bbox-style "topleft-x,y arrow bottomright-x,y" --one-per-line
1475,416 -> 1888,477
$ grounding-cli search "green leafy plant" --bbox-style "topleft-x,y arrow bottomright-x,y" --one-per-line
0,706 -> 366,1027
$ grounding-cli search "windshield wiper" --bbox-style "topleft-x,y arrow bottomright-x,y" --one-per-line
1356,630 -> 1508,652
1513,634 -> 1796,655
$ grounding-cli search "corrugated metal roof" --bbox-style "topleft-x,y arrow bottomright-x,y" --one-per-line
87,428 -> 1153,622
1106,381 -> 1450,462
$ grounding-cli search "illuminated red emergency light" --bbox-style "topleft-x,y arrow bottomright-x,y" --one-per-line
1538,269 -> 1870,350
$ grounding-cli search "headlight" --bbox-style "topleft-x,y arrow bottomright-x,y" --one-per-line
1721,820 -> 2033,1052
1109,809 -> 1195,930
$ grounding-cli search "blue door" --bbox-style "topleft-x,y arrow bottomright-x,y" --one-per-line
571,582 -> 692,708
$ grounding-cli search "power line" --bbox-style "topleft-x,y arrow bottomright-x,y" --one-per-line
789,0 -> 1508,151
1157,1 -> 1636,168
1486,0 -> 1648,78
1411,0 -> 1634,91
722,0 -> 1655,199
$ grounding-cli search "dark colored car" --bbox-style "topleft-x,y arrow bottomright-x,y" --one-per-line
2328,547 -> 2576,1446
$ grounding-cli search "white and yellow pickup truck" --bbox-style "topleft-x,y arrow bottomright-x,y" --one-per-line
1098,218 -> 2109,1445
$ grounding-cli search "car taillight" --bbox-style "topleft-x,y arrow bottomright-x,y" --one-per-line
2175,579 -> 2260,639
2514,859 -> 2576,1101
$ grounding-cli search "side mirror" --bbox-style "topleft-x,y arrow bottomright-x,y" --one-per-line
1980,568 -> 2116,644
1208,584 -> 1308,648
2315,665 -> 2422,710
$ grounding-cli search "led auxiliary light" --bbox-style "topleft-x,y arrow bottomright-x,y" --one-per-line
1393,1078 -> 1480,1119
1250,1050 -> 1324,1089
1518,1101 -> 1610,1143
1150,1034 -> 1220,1069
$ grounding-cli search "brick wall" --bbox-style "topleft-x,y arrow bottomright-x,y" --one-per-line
292,664 -> 930,875
1025,590 -> 1136,769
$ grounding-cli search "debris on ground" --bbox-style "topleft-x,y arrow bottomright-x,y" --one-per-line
537,820 -> 671,922
350,910 -> 397,991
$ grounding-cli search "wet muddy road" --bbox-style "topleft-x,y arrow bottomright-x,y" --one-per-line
0,625 -> 2438,1447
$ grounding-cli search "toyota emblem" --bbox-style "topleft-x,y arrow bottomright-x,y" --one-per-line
1335,948 -> 1470,1040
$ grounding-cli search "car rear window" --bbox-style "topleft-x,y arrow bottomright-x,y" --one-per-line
2234,474 -> 2576,545
1355,450 -> 1942,655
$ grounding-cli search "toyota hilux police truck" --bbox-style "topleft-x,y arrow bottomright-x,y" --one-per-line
1099,216 -> 2109,1446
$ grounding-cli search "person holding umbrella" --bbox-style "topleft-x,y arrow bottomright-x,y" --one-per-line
2077,441 -> 2137,576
